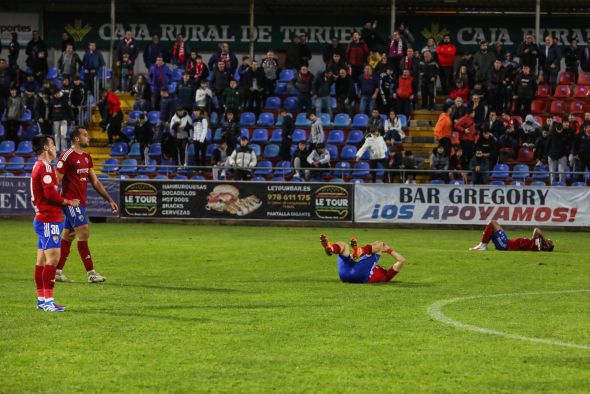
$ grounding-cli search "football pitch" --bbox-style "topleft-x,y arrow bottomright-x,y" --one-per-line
1,219 -> 589,393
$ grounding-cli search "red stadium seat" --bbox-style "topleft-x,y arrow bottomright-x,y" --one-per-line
558,71 -> 575,85
536,85 -> 551,97
533,115 -> 544,125
517,147 -> 534,163
511,116 -> 523,126
554,85 -> 571,98
577,72 -> 590,86
531,99 -> 547,114
573,85 -> 590,98
549,100 -> 567,115
570,101 -> 586,114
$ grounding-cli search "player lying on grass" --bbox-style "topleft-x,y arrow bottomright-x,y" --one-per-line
469,220 -> 554,252
320,234 -> 406,283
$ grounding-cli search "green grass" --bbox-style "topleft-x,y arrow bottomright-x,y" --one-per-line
1,219 -> 589,393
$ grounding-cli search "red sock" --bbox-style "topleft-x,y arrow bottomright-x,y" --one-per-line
35,265 -> 44,298
77,241 -> 94,271
57,239 -> 72,270
361,245 -> 372,255
331,243 -> 341,254
481,224 -> 494,244
42,265 -> 57,300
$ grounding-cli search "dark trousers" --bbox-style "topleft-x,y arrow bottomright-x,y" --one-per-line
369,158 -> 386,183
280,140 -> 292,161
193,140 -> 207,167
421,81 -> 435,109
460,140 -> 475,163
3,120 -> 20,142
574,158 -> 590,182
514,97 -> 532,118
176,138 -> 188,166
234,169 -> 252,181
107,111 -> 124,144
396,98 -> 412,119
439,137 -> 451,157
246,90 -> 263,115
543,67 -> 559,87
439,66 -> 453,95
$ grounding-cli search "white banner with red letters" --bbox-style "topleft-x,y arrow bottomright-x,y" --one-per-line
354,184 -> 590,227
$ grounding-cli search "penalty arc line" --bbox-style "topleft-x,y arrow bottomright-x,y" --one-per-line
426,289 -> 590,350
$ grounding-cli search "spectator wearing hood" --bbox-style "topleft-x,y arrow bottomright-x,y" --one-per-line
520,114 -> 541,149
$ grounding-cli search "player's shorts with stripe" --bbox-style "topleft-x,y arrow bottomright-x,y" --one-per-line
492,230 -> 509,251
338,254 -> 381,283
63,206 -> 89,230
33,219 -> 64,250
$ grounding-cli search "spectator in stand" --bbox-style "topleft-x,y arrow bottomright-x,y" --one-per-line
176,72 -> 196,112
32,51 -> 48,83
455,107 -> 477,163
346,31 -> 369,81
212,140 -> 229,180
358,65 -> 379,115
235,56 -> 251,94
116,31 -> 139,71
171,110 -> 194,167
100,89 -> 124,146
419,51 -> 438,110
473,41 -> 495,86
395,69 -> 414,119
313,69 -> 334,117
156,86 -> 175,142
209,42 -> 238,75
388,31 -> 407,78
450,96 -> 467,123
299,35 -> 313,67
546,121 -> 573,184
568,113 -> 582,134
498,112 -> 520,154
454,64 -> 473,90
221,111 -> 240,154
436,34 -> 456,95
430,144 -> 449,182
211,61 -> 231,113
190,107 -> 209,168
582,38 -> 590,73
4,86 -> 25,142
434,103 -> 453,156
520,114 -> 541,149
228,135 -> 257,180
82,42 -> 106,97
148,56 -> 172,110
8,32 -> 20,69
400,47 -> 419,98
378,65 -> 395,113
61,77 -> 72,101
25,30 -> 47,67
573,123 -> 590,182
143,35 -> 166,70
449,80 -> 469,103
134,113 -> 153,165
582,112 -> 590,129
260,51 -> 279,97
323,38 -> 346,65
374,52 -> 390,75
517,34 -> 539,69
335,67 -> 355,114
221,79 -> 242,115
309,112 -> 325,151
188,54 -> 209,85
564,38 -> 581,82
295,65 -> 314,113
280,109 -> 294,161
49,87 -> 72,151
386,144 -> 403,183
0,59 -> 12,115
421,37 -> 437,60
195,80 -> 213,115
326,52 -> 347,75
306,143 -> 330,180
357,127 -> 388,183
539,35 -> 561,87
58,44 -> 81,78
285,36 -> 303,70
470,148 -> 490,185
60,32 -> 75,52
469,94 -> 487,126
368,50 -> 382,71
484,111 -> 505,140
119,53 -> 134,93
292,141 -> 309,179
449,146 -> 468,183
171,34 -> 190,68
475,127 -> 498,167
513,65 -> 536,118
384,110 -> 405,146
132,74 -> 151,112
398,22 -> 415,46
362,20 -> 385,52
69,76 -> 86,125
367,108 -> 384,135
487,59 -> 506,114
492,42 -> 504,61
243,60 -> 265,115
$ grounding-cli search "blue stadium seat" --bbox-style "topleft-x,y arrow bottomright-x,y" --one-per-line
274,82 -> 288,95
512,164 -> 530,179
122,126 -> 135,141
15,141 -> 33,155
292,129 -> 307,143
283,96 -> 299,111
271,176 -> 285,182
148,111 -> 160,125
210,111 -> 218,127
213,128 -> 223,142
551,181 -> 567,186
279,69 -> 296,82
350,178 -> 364,183
249,143 -> 261,157
264,96 -> 281,110
148,143 -> 162,158
346,130 -> 364,144
327,130 -> 345,144
157,159 -> 176,175
24,157 -> 36,171
352,114 -> 368,128
254,160 -> 273,176
326,144 -> 338,160
398,114 -> 408,128
127,110 -> 143,124
352,161 -> 370,177
449,180 -> 464,185
295,113 -> 311,127
132,174 -> 148,180
240,112 -> 256,126
172,68 -> 184,82
531,180 -> 547,186
0,125 -> 5,139
572,182 -> 587,186
251,128 -> 269,143
0,156 -> 5,170
0,140 -> 15,155
191,175 -> 205,180
333,161 -> 351,177
257,112 -> 275,127
24,124 -> 39,139
101,158 -> 119,173
511,180 -> 526,186
290,176 -> 305,182
269,129 -> 282,143
138,160 -> 157,174
128,143 -> 141,158
206,144 -> 218,158
330,178 -> 345,183
531,165 -> 550,180
174,175 -> 188,180
490,180 -> 505,186
46,67 -> 58,80
97,174 -> 110,179
252,176 -> 267,181
430,179 -> 445,184
110,142 -> 128,157
274,161 -> 292,176
5,156 -> 25,172
20,110 -> 32,123
240,128 -> 250,140
168,83 -> 176,94
154,175 -> 169,179
340,145 -> 358,160
263,144 -> 280,159
333,113 -> 351,128
119,159 -> 138,174
319,113 -> 331,127
491,164 -> 509,179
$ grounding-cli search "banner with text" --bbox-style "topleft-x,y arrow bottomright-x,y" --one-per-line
120,180 -> 352,221
0,13 -> 40,44
354,184 -> 590,227
0,176 -> 119,218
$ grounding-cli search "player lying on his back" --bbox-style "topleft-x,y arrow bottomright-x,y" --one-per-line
469,220 -> 554,252
320,234 -> 406,283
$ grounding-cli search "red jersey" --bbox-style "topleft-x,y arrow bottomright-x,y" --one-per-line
31,159 -> 64,222
56,148 -> 94,207
508,237 -> 542,252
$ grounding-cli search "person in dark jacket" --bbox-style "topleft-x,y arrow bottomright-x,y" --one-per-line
546,121 -> 573,184
292,140 -> 309,178
132,74 -> 152,112
335,68 -> 355,114
208,42 -> 238,74
294,65 -> 314,113
49,88 -> 72,151
211,61 -> 231,111
69,75 -> 87,125
322,38 -> 346,65
512,65 -> 536,118
116,31 -> 139,67
8,32 -> 20,68
517,34 -> 539,69
60,32 -> 75,52
313,69 -> 334,117
280,110 -> 294,161
25,30 -> 47,67
221,79 -> 242,114
134,113 -> 153,164
475,128 -> 498,168
143,35 -> 166,69
82,42 -> 106,97
564,38 -> 581,82
156,87 -> 175,142
361,20 -> 386,52
242,60 -> 265,115
221,111 -> 241,155
419,51 -> 438,110
539,35 -> 561,87
358,65 -> 379,115
58,44 -> 82,78
175,72 -> 195,111
0,59 -> 12,115
487,59 -> 506,114
32,51 -> 48,83
470,148 -> 490,185
285,36 -> 303,70
4,86 -> 25,142
573,123 -> 590,182
346,32 -> 369,81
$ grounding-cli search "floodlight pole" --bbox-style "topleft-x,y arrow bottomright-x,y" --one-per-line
535,0 -> 541,44
110,0 -> 116,73
249,0 -> 255,60
390,0 -> 396,34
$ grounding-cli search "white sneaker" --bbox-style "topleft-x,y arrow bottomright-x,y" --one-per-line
469,243 -> 488,251
87,270 -> 107,283
55,269 -> 73,283
405,179 -> 411,184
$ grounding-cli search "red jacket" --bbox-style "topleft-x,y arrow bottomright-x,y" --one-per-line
396,76 -> 414,98
455,114 -> 477,142
106,92 -> 121,115
436,43 -> 457,68
346,41 -> 369,67
450,86 -> 469,102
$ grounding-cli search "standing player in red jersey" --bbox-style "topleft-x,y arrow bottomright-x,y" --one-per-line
30,135 -> 80,312
469,220 -> 554,252
54,127 -> 118,283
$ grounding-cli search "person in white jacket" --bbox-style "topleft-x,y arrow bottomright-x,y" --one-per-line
383,110 -> 405,147
228,135 -> 257,180
356,127 -> 388,182
306,142 -> 331,180
194,80 -> 213,113
170,107 -> 193,166
190,107 -> 209,167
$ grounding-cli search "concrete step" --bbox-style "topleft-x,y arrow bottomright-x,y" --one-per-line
410,119 -> 437,127
406,136 -> 437,144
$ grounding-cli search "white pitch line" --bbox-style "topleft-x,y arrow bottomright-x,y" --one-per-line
427,289 -> 590,350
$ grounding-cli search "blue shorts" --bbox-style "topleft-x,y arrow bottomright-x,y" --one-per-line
63,205 -> 89,230
33,219 -> 64,250
337,254 -> 381,283
492,230 -> 509,251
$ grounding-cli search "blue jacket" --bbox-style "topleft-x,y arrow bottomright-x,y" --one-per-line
175,81 -> 195,110
159,95 -> 176,122
358,73 -> 379,96
149,64 -> 172,90
82,50 -> 105,71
